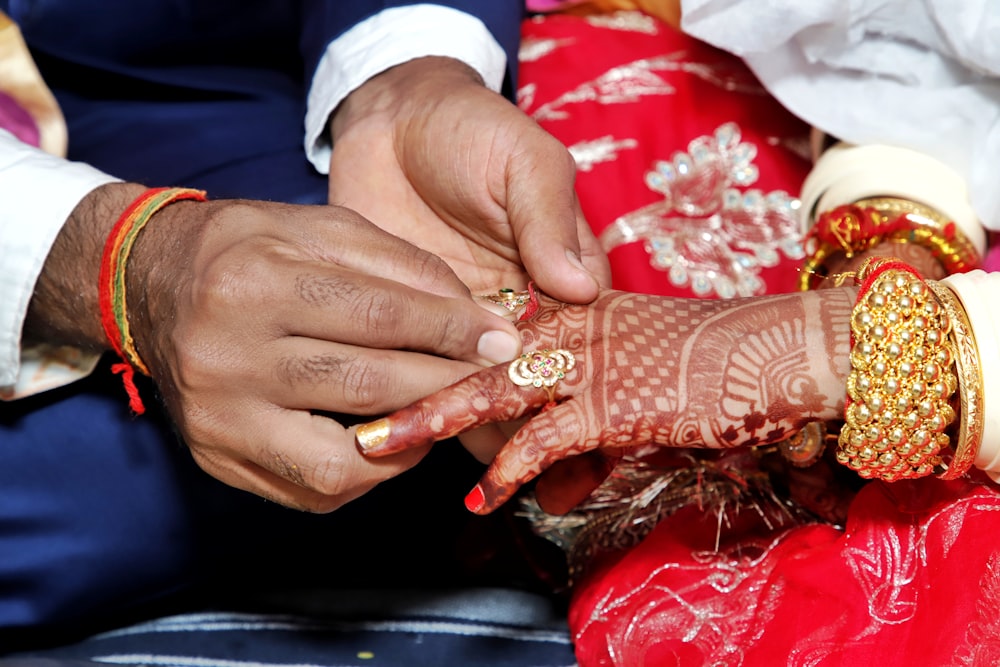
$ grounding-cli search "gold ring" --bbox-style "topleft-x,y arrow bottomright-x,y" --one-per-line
508,349 -> 576,403
480,288 -> 532,313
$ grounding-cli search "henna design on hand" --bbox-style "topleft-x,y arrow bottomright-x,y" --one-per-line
359,287 -> 856,513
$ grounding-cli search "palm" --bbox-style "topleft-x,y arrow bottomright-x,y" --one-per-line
327,57 -> 609,302
328,114 -> 525,292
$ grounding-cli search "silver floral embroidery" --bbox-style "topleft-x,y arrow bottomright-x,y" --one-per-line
576,533 -> 789,666
951,552 -> 1000,665
788,494 -> 1000,665
518,35 -> 572,64
529,55 -> 677,122
521,47 -> 762,122
585,10 -> 660,35
517,82 -> 537,112
569,135 -> 639,172
600,123 -> 804,299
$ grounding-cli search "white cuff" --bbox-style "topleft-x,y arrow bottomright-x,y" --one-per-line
941,270 -> 1000,480
304,4 -> 507,174
0,130 -> 118,397
799,143 -> 987,257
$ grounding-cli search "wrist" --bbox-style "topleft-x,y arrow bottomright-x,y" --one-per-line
822,241 -> 946,283
330,56 -> 484,141
801,286 -> 858,418
25,182 -> 148,350
123,196 -> 210,377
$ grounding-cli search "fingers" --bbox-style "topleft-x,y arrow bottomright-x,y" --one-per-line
458,424 -> 511,464
190,409 -> 428,513
534,451 -> 619,515
284,222 -> 523,366
292,204 -> 475,300
267,263 -> 520,373
196,237 -> 521,369
573,204 -> 614,289
464,400 -> 591,514
504,134 -> 607,303
268,337 -> 484,415
355,363 -> 541,456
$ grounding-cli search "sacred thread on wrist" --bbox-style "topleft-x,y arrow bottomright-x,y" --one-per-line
98,186 -> 208,414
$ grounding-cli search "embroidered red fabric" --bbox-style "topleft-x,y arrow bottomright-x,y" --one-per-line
519,11 -> 811,300
518,11 -> 1000,664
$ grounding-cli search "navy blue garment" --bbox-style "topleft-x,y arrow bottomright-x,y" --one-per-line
0,0 -> 534,643
3,0 -> 523,199
6,589 -> 577,666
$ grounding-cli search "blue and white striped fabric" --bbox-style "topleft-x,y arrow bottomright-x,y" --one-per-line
5,589 -> 577,667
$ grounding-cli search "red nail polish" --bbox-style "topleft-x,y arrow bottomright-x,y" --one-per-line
464,485 -> 485,513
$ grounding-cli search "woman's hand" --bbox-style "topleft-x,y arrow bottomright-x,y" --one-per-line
358,288 -> 856,513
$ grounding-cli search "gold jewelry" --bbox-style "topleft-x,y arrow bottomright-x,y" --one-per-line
836,257 -> 958,481
480,288 -> 532,313
927,280 -> 984,480
800,198 -> 982,291
779,422 -> 829,468
858,197 -> 981,274
508,349 -> 576,403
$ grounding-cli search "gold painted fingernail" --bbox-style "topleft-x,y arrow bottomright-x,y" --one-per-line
356,419 -> 391,452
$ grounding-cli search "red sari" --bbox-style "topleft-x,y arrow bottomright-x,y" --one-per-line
518,11 -> 1000,665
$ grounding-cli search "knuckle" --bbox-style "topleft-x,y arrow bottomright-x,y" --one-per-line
422,308 -> 467,355
547,137 -> 578,177
334,284 -> 408,340
305,457 -> 346,497
193,248 -> 267,313
276,354 -> 345,388
359,289 -> 405,333
295,272 -> 359,308
339,356 -> 395,413
408,248 -> 456,286
305,456 -> 376,510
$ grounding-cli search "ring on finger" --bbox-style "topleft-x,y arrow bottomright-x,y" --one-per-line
508,348 -> 576,405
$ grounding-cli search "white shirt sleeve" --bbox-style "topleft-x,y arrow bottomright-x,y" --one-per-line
681,0 -> 1000,231
0,129 -> 118,399
304,4 -> 508,174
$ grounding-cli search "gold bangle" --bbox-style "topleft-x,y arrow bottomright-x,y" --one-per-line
836,258 -> 959,481
800,198 -> 982,291
856,197 -> 981,275
926,280 -> 985,480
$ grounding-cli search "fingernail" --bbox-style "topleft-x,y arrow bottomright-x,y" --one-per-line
356,418 -> 391,453
464,484 -> 486,513
477,330 -> 520,365
565,249 -> 600,286
565,248 -> 586,271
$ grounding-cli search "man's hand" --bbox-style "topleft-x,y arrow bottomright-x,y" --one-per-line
328,56 -> 611,300
27,183 -> 523,512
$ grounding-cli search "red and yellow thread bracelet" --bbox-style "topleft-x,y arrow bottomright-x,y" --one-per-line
98,186 -> 208,414
799,198 -> 982,291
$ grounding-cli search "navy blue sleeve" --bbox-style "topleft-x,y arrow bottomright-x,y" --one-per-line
299,1 -> 525,97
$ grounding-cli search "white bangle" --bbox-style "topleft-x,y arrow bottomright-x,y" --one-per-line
941,270 -> 1000,480
800,143 -> 986,257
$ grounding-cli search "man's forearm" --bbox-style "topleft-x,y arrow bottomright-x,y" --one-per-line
24,182 -> 146,352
